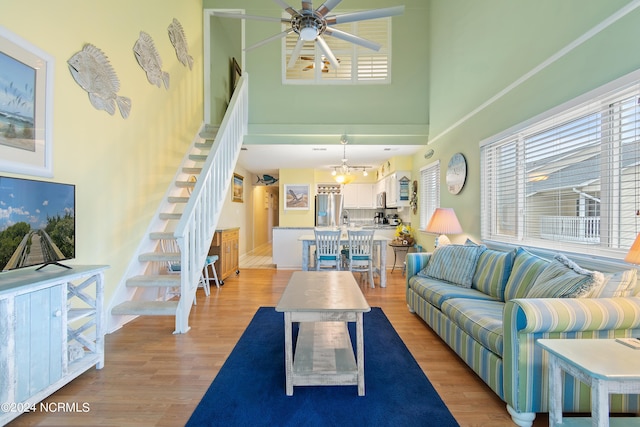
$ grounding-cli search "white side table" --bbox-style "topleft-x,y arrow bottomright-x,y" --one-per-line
537,339 -> 640,427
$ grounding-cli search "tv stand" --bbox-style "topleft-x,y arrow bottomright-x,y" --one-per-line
0,264 -> 108,425
35,261 -> 73,270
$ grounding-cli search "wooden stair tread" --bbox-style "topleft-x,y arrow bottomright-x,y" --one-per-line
112,301 -> 179,316
181,167 -> 202,174
127,275 -> 180,287
188,154 -> 207,161
159,213 -> 181,220
168,196 -> 190,203
139,252 -> 180,262
149,232 -> 174,240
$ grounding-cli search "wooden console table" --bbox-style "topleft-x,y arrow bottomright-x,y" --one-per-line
0,265 -> 108,425
209,228 -> 239,282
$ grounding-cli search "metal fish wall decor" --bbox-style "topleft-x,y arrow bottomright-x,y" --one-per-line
67,44 -> 132,119
133,31 -> 170,89
168,18 -> 194,70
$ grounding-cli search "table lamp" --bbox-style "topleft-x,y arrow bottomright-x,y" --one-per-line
624,233 -> 640,264
425,207 -> 463,248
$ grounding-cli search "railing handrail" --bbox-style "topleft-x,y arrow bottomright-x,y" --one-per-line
540,214 -> 600,244
172,74 -> 248,333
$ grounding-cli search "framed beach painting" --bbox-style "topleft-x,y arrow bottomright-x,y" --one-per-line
232,173 -> 244,203
284,184 -> 310,210
0,25 -> 54,177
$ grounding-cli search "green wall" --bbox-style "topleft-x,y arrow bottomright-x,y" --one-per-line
411,0 -> 640,249
204,0 -> 430,145
209,13 -> 242,124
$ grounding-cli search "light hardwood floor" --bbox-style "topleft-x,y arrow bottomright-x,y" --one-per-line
8,268 -> 547,427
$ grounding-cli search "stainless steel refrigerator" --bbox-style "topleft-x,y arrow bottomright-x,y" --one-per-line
315,194 -> 343,227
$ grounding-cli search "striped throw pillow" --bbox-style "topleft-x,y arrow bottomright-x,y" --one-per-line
588,268 -> 637,298
418,244 -> 485,288
526,254 -> 604,298
503,247 -> 549,301
472,249 -> 516,301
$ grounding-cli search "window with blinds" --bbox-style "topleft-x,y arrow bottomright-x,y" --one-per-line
481,76 -> 640,259
420,161 -> 440,230
282,16 -> 391,84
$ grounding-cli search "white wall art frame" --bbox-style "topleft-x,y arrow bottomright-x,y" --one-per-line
0,25 -> 54,177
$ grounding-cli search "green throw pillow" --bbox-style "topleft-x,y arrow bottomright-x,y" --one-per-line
418,244 -> 485,288
526,254 -> 604,298
472,248 -> 515,301
503,247 -> 549,301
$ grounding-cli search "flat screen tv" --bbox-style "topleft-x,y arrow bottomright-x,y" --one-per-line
0,176 -> 75,271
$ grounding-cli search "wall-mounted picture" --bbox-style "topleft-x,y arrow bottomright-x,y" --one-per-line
0,26 -> 54,177
231,57 -> 241,100
284,184 -> 310,210
232,173 -> 244,203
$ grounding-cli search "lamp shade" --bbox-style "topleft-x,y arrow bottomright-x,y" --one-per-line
425,208 -> 463,235
625,233 -> 640,264
335,174 -> 356,185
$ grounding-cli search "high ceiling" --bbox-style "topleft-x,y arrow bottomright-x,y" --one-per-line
236,143 -> 422,176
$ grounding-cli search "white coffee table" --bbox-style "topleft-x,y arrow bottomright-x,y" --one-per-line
537,339 -> 640,427
275,271 -> 371,396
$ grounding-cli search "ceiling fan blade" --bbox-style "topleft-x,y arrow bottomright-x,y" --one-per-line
214,11 -> 289,23
327,6 -> 405,25
316,0 -> 343,17
245,30 -> 293,51
316,36 -> 340,69
287,37 -> 306,69
324,27 -> 381,51
273,0 -> 301,17
301,1 -> 313,13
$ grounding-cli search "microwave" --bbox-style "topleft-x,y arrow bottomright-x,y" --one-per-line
376,192 -> 386,209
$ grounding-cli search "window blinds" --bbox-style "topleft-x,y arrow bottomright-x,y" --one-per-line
481,79 -> 640,258
420,161 -> 440,231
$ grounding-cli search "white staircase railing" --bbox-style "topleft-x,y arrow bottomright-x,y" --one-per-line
173,74 -> 248,333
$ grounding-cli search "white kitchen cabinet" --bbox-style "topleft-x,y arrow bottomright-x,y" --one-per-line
357,183 -> 374,208
342,183 -> 358,208
385,171 -> 411,207
343,183 -> 374,209
0,265 -> 107,425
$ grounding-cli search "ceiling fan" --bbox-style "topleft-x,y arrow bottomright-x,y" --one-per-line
214,1 -> 404,70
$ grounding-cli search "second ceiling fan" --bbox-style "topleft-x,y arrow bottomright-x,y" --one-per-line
214,0 -> 404,70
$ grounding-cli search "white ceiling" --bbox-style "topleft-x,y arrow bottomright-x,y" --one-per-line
237,143 -> 422,176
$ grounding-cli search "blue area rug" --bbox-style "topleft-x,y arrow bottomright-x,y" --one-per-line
187,307 -> 459,426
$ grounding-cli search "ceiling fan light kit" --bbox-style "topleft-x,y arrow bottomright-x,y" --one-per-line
215,1 -> 404,70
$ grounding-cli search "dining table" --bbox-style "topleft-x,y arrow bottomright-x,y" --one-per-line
298,232 -> 391,288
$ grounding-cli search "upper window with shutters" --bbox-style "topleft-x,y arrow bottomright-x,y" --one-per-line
282,15 -> 392,84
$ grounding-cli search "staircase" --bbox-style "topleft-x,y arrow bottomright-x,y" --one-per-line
110,74 -> 249,334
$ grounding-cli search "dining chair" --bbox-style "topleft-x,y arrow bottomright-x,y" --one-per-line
314,228 -> 342,271
346,229 -> 375,287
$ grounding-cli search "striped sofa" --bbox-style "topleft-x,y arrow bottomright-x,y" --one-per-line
405,244 -> 640,427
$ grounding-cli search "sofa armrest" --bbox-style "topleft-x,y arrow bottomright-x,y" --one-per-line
405,252 -> 431,289
507,297 -> 640,334
503,296 -> 640,414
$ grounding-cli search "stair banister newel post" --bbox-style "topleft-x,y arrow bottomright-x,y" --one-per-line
172,74 -> 249,333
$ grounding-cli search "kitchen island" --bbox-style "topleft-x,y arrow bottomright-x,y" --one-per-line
272,225 -> 403,271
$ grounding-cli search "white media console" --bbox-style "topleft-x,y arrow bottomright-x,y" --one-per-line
0,264 -> 108,425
